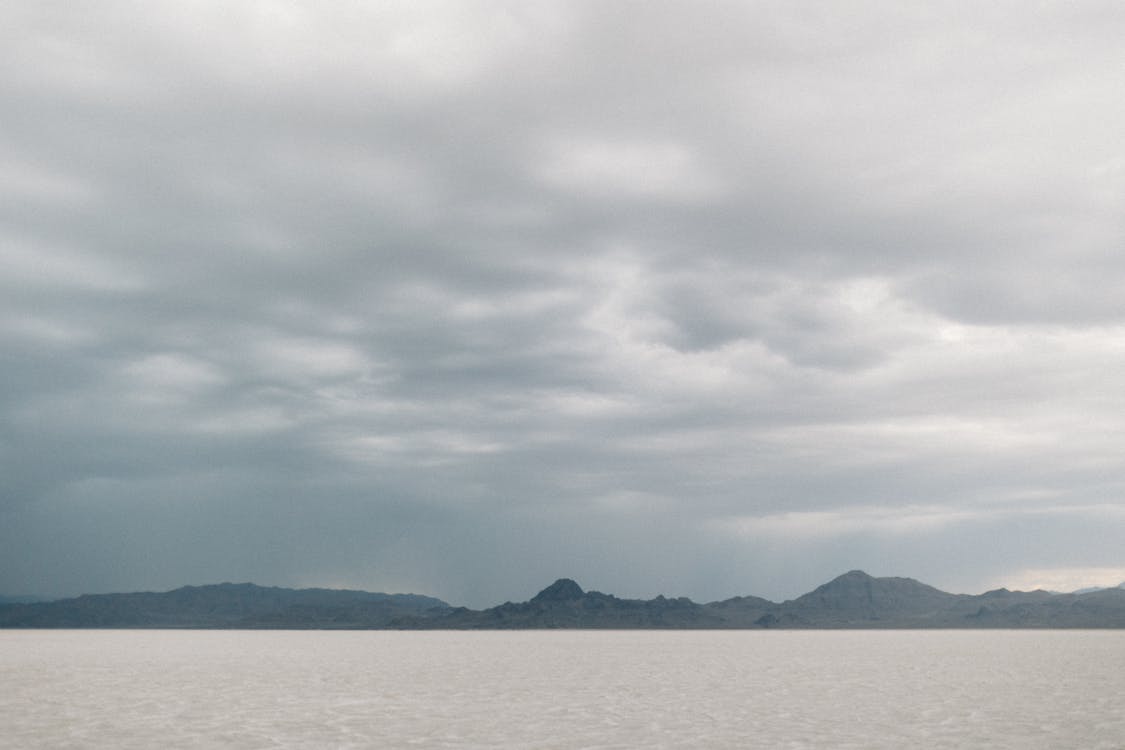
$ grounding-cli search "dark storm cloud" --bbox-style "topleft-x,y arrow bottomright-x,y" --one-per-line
4,1 -> 1125,604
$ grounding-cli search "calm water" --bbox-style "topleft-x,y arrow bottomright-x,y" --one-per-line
3,630 -> 1124,748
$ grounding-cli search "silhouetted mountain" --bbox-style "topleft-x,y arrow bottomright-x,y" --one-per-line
444,571 -> 1125,629
745,571 -> 1109,628
0,595 -> 47,605
420,579 -> 726,629
6,572 -> 1125,628
0,583 -> 449,629
1071,581 -> 1125,595
955,587 -> 1125,628
531,578 -> 585,603
393,571 -> 1125,629
768,570 -> 963,626
705,593 -> 774,625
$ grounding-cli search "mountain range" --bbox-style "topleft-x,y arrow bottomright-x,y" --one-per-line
4,571 -> 1125,629
0,583 -> 448,629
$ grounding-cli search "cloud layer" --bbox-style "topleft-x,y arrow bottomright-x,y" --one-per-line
3,2 -> 1125,605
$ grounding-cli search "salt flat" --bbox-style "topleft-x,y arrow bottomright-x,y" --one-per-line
3,630 -> 1124,748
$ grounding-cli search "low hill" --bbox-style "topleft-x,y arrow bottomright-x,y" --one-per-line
0,582 -> 450,629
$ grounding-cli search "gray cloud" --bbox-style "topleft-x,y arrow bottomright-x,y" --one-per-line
4,2 -> 1125,605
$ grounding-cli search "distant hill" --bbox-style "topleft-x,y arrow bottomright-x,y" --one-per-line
752,571 -> 1068,628
393,570 -> 1125,629
0,583 -> 450,629
744,571 -> 1125,628
0,595 -> 48,605
6,572 -> 1125,628
1071,582 -> 1125,595
421,578 -> 730,629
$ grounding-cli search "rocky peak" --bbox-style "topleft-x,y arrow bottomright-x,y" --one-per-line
532,578 -> 585,602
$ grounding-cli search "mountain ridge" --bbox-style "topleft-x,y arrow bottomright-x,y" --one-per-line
0,582 -> 450,629
5,571 -> 1125,629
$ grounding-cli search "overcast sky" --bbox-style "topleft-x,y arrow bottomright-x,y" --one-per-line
3,1 -> 1125,606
